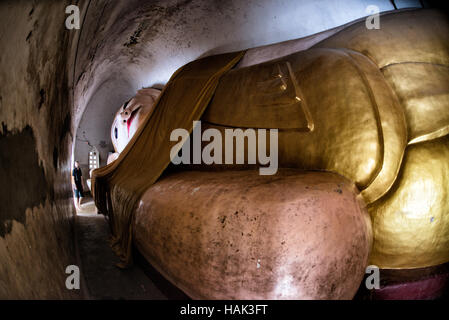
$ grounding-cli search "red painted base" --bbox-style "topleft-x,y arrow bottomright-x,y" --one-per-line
373,272 -> 449,300
355,262 -> 449,300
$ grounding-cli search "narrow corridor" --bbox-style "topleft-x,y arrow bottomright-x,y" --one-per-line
74,197 -> 187,300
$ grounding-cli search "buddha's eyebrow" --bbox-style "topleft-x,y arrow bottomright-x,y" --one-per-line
123,99 -> 131,110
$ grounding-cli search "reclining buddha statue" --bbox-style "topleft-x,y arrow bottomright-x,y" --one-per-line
94,9 -> 449,299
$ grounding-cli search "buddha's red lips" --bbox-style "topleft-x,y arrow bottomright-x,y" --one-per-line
127,106 -> 141,137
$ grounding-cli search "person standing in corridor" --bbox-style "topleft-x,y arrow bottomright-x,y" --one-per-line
72,161 -> 84,210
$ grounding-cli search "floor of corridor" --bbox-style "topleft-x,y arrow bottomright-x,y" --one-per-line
74,196 -> 188,300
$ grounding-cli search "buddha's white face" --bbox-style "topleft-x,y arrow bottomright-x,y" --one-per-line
111,88 -> 160,154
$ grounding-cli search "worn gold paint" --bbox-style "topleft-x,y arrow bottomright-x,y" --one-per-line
94,9 -> 449,273
313,10 -> 449,69
203,47 -> 408,202
203,9 -> 449,269
368,136 -> 449,269
381,63 -> 449,145
333,10 -> 449,269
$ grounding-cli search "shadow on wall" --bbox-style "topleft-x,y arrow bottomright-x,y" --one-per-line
0,126 -> 49,237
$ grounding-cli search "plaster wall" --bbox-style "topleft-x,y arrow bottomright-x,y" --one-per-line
0,0 -> 87,299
